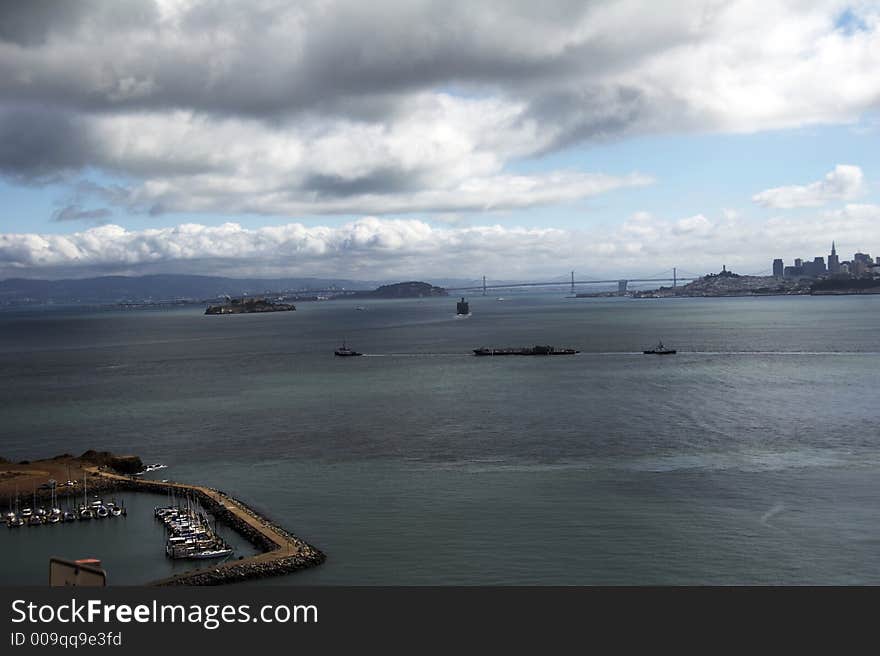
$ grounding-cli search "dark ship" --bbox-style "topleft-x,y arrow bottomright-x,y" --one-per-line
473,345 -> 579,356
335,341 -> 362,357
643,341 -> 676,355
456,297 -> 470,315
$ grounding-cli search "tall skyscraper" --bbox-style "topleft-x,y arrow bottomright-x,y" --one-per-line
773,258 -> 784,278
828,241 -> 840,273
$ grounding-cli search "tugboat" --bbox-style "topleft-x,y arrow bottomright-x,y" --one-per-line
456,297 -> 470,315
334,341 -> 363,357
643,341 -> 676,355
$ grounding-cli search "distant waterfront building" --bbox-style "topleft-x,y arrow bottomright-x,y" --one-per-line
828,242 -> 840,274
794,258 -> 803,268
801,257 -> 826,277
773,258 -> 784,278
853,252 -> 873,276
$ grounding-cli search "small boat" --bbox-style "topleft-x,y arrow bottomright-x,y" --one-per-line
456,297 -> 470,315
20,507 -> 33,518
47,513 -> 61,524
63,511 -> 77,522
6,516 -> 24,528
335,341 -> 362,357
643,341 -> 676,355
96,505 -> 109,519
78,507 -> 94,520
27,515 -> 43,526
188,547 -> 234,560
355,306 -> 366,311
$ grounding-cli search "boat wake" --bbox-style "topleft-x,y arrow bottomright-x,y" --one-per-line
760,502 -> 785,527
362,353 -> 468,357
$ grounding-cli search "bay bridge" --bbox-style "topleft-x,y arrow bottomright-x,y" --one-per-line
445,268 -> 699,295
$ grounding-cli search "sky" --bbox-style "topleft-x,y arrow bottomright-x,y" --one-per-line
1,0 -> 879,281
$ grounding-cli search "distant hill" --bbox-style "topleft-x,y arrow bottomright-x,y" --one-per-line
0,274 -> 373,305
349,281 -> 448,298
633,270 -> 811,298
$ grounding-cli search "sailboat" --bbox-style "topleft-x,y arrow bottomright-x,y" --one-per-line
5,487 -> 24,527
48,484 -> 62,523
4,487 -> 16,523
27,488 -> 43,525
78,472 -> 94,520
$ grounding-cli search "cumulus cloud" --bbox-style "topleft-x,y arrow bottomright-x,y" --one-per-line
4,208 -> 879,280
1,2 -> 879,218
752,164 -> 865,209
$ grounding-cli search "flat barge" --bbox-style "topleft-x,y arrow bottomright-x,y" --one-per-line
473,345 -> 579,356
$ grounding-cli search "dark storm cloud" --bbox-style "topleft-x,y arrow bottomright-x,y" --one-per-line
0,0 -> 95,46
0,0 -> 156,47
0,1 -> 603,120
51,205 -> 112,222
302,168 -> 423,198
522,85 -> 660,153
0,104 -> 95,181
0,1 -> 877,221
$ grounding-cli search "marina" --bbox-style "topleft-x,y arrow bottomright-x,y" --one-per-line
0,452 -> 324,584
89,466 -> 325,585
155,495 -> 233,560
5,475 -> 127,529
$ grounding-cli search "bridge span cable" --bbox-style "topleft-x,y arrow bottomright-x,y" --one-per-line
642,268 -> 678,280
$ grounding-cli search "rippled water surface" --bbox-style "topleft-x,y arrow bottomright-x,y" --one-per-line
1,294 -> 879,583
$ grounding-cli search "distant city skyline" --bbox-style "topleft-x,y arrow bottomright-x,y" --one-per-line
2,2 -> 880,280
773,241 -> 878,279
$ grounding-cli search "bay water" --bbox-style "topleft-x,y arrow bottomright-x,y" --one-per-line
1,294 -> 878,584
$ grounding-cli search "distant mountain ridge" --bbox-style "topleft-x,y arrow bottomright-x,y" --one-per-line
0,274 -> 375,304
